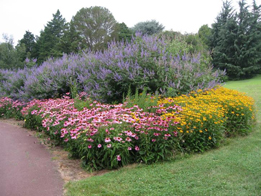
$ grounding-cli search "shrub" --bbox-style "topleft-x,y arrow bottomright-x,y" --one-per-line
0,34 -> 225,103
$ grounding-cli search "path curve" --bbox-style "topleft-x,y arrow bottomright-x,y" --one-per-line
0,121 -> 64,196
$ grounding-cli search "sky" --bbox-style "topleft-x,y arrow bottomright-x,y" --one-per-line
1,0 -> 260,45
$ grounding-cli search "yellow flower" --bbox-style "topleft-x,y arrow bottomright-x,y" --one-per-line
209,136 -> 212,140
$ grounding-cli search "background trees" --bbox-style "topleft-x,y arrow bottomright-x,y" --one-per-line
0,34 -> 25,69
1,1 -> 260,81
112,22 -> 133,42
35,10 -> 68,64
132,20 -> 164,35
16,31 -> 36,62
71,6 -> 117,51
209,0 -> 261,79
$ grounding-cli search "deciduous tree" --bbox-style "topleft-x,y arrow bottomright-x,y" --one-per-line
132,20 -> 164,35
71,6 -> 117,51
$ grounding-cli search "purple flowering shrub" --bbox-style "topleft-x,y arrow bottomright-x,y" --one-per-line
82,33 -> 225,102
0,33 -> 225,103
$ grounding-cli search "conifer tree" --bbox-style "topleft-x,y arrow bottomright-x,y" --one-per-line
35,10 -> 68,64
210,0 -> 261,79
17,31 -> 36,61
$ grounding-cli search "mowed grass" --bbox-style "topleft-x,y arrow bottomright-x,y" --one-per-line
65,75 -> 261,196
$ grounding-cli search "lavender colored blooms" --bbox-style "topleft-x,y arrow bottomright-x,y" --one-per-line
0,34 -> 225,102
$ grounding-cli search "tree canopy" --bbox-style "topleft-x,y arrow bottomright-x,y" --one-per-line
209,0 -> 261,79
71,6 -> 117,51
35,10 -> 68,64
132,20 -> 164,35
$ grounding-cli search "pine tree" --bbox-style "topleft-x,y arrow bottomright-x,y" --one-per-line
58,22 -> 83,54
35,10 -> 68,64
17,31 -> 36,61
210,0 -> 261,79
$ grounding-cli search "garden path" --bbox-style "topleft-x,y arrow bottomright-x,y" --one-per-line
0,121 -> 64,196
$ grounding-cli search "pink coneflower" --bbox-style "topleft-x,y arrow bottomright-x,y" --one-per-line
128,147 -> 132,151
152,139 -> 156,142
114,137 -> 122,142
135,146 -> 140,151
125,137 -> 132,142
88,145 -> 92,149
107,144 -> 112,148
105,137 -> 111,143
87,138 -> 94,142
97,144 -> 102,148
116,155 -> 121,161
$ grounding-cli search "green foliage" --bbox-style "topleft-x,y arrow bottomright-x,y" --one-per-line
123,87 -> 159,113
69,77 -> 78,99
71,6 -> 117,51
165,33 -> 191,56
0,98 -> 24,120
73,96 -> 94,111
17,31 -> 36,62
58,22 -> 83,54
23,105 -> 43,130
35,10 -> 68,64
210,0 -> 261,79
132,20 -> 164,35
164,32 -> 211,66
198,24 -> 211,48
112,22 -> 133,43
0,35 -> 24,69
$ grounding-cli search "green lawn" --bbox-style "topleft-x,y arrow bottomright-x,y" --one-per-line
65,75 -> 261,196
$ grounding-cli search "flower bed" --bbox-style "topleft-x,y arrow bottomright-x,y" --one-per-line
158,87 -> 255,152
0,87 -> 255,170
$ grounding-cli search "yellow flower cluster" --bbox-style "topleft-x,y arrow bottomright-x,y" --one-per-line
159,90 -> 225,137
158,86 -> 255,150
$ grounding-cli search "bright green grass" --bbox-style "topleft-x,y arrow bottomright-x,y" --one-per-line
65,75 -> 261,196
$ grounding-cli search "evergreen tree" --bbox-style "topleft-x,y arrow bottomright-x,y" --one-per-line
35,10 -> 68,64
17,31 -> 36,61
59,21 -> 83,54
210,0 -> 261,79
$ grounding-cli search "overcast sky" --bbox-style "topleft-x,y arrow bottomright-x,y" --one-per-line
1,0 -> 260,45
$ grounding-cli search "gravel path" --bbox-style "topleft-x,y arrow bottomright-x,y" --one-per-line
0,121 -> 64,196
